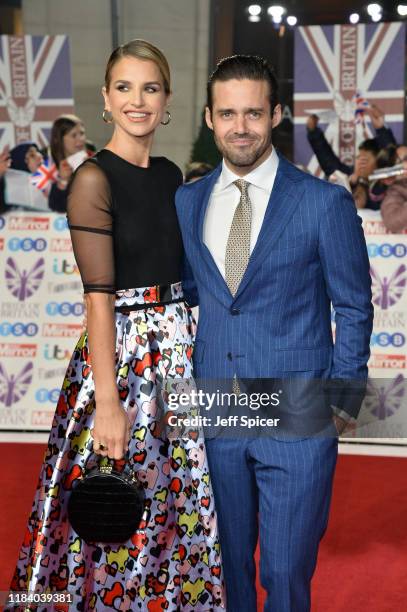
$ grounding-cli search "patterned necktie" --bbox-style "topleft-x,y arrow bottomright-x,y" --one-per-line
225,179 -> 252,397
225,179 -> 252,296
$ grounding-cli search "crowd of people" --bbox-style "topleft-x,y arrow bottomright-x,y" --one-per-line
306,104 -> 407,232
0,103 -> 406,234
0,114 -> 94,214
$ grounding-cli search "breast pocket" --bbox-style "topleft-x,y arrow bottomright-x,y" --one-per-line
269,239 -> 314,266
272,235 -> 311,252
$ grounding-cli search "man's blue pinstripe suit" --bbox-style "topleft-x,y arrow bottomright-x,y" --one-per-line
175,155 -> 373,611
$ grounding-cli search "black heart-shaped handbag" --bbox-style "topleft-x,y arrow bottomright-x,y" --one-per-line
67,458 -> 145,544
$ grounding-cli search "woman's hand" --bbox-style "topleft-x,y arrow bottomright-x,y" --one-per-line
93,400 -> 131,460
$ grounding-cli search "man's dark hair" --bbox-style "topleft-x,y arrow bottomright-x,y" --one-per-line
376,144 -> 397,169
207,54 -> 279,115
358,138 -> 380,156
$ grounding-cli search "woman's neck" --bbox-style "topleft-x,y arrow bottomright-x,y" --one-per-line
104,129 -> 153,168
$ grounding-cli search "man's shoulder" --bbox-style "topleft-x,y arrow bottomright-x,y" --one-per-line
280,156 -> 347,200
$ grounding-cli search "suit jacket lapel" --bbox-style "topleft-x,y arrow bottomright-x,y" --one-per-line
234,156 -> 305,301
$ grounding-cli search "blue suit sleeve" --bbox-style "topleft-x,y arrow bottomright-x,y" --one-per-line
176,186 -> 199,307
318,186 -> 374,417
181,254 -> 199,307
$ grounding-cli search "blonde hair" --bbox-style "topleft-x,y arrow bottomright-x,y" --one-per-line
104,39 -> 171,94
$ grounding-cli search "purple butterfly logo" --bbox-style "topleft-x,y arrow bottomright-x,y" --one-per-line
5,257 -> 45,301
370,264 -> 406,310
0,361 -> 33,407
365,374 -> 405,420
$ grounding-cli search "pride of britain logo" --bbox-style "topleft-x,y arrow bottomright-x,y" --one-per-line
364,374 -> 405,421
5,257 -> 45,301
0,361 -> 33,407
370,264 -> 406,310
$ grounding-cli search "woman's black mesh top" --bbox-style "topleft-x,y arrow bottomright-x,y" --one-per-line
67,149 -> 184,294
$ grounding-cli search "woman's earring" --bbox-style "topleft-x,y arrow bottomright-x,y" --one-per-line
160,110 -> 171,126
102,109 -> 113,123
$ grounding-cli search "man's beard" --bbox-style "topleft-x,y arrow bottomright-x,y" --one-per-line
214,132 -> 272,167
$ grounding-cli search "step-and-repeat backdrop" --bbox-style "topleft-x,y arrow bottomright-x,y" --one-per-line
0,212 -> 83,430
0,210 -> 405,443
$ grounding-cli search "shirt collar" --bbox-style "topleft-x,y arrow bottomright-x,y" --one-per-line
216,147 -> 279,194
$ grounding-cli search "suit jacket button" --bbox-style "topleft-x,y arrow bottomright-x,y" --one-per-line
227,352 -> 233,361
231,308 -> 240,316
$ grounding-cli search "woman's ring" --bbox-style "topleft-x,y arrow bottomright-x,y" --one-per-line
95,442 -> 108,451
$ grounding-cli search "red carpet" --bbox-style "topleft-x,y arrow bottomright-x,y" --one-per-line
1,443 -> 406,611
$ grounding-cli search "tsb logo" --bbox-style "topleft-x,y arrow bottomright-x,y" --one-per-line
367,243 -> 406,258
8,237 -> 47,252
46,302 -> 84,317
0,322 -> 39,337
54,217 -> 68,231
370,332 -> 405,347
35,388 -> 60,403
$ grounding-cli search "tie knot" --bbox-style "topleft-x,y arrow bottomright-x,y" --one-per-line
233,179 -> 250,197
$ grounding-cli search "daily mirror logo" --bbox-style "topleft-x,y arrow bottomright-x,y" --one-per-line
42,323 -> 83,337
8,216 -> 50,231
50,238 -> 72,252
0,343 -> 37,358
370,354 -> 406,370
363,220 -> 407,236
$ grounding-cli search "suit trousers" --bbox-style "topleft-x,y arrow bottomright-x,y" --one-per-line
205,436 -> 338,612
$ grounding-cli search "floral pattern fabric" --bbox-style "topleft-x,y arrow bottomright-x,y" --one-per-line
7,285 -> 225,612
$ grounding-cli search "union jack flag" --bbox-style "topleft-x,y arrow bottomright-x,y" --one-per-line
30,158 -> 58,195
0,35 -> 75,150
294,23 -> 405,175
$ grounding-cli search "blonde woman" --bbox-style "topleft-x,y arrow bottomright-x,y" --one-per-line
7,40 -> 225,611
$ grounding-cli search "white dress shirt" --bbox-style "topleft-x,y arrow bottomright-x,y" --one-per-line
203,147 -> 279,278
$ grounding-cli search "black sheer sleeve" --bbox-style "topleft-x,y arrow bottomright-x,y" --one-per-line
67,161 -> 115,294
